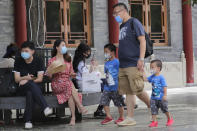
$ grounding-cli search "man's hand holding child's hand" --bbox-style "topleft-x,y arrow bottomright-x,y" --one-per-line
163,95 -> 167,101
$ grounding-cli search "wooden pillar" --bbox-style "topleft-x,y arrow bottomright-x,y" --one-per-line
108,0 -> 119,57
14,0 -> 27,47
182,0 -> 194,85
108,0 -> 119,44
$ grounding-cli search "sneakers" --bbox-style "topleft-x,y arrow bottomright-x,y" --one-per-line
44,107 -> 53,116
148,117 -> 174,127
149,121 -> 158,127
124,104 -> 138,110
25,122 -> 33,129
166,117 -> 174,126
94,110 -> 106,118
114,118 -> 124,124
101,117 -> 113,125
117,117 -> 136,126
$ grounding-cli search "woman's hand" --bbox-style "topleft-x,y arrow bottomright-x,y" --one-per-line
90,60 -> 98,72
70,72 -> 76,79
91,59 -> 98,67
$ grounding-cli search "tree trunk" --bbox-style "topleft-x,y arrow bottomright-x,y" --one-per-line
26,0 -> 45,47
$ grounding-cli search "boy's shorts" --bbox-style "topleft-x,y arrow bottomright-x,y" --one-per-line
150,99 -> 168,115
118,67 -> 144,95
100,91 -> 125,107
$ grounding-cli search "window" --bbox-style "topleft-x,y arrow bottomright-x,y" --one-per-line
129,0 -> 168,46
44,0 -> 91,47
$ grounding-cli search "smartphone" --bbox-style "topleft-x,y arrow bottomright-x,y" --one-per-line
91,53 -> 95,61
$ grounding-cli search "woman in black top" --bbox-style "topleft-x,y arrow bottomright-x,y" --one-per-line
13,41 -> 52,129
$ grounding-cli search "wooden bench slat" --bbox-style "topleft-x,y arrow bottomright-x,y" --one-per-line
0,92 -> 101,110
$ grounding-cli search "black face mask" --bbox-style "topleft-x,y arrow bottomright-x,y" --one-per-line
85,54 -> 91,59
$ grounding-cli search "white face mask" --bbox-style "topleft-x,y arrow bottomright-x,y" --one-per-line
104,53 -> 111,60
150,69 -> 156,75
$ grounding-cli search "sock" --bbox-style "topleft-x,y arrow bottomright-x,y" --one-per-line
96,105 -> 104,112
126,116 -> 134,121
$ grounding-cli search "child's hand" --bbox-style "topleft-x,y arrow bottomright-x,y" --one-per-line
163,95 -> 167,101
143,71 -> 148,82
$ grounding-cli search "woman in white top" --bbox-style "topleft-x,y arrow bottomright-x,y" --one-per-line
73,43 -> 106,117
0,43 -> 18,125
0,43 -> 18,68
73,43 -> 91,91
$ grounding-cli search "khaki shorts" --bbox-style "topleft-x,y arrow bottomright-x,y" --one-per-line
118,67 -> 144,95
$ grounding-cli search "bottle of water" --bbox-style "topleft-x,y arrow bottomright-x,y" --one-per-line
106,71 -> 115,86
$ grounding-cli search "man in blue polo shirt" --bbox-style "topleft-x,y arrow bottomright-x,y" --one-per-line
112,3 -> 151,126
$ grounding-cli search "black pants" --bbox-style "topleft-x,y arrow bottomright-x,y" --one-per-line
17,81 -> 48,122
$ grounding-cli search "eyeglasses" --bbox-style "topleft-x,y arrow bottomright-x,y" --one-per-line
113,9 -> 124,17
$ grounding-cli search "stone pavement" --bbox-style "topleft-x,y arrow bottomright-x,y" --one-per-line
1,87 -> 197,131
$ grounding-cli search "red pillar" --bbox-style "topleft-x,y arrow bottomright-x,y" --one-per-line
108,0 -> 119,57
14,0 -> 27,47
182,0 -> 194,84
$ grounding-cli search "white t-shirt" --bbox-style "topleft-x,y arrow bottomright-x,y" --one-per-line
0,58 -> 15,68
76,61 -> 89,80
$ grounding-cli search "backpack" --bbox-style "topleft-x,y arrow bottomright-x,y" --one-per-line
130,18 -> 153,58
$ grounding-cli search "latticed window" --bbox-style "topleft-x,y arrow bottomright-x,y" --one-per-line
44,0 -> 91,47
129,0 -> 168,46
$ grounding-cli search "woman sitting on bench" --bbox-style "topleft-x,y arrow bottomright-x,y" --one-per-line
0,43 -> 18,125
13,41 -> 52,129
46,40 -> 87,126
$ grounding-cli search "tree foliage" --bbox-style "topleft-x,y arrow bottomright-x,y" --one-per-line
185,0 -> 197,6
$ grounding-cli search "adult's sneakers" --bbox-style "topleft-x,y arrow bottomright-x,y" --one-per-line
25,122 -> 33,129
44,107 -> 53,116
117,117 -> 136,126
94,110 -> 106,118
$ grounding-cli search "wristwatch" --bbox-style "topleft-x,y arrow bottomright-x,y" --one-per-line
139,58 -> 144,61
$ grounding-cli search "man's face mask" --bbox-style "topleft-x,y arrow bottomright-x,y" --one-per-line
21,52 -> 31,60
115,16 -> 123,23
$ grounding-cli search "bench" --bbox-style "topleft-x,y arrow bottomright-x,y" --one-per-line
0,92 -> 101,124
0,92 -> 101,110
0,71 -> 101,124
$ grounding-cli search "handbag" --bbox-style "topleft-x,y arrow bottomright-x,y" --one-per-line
72,78 -> 79,89
0,68 -> 17,96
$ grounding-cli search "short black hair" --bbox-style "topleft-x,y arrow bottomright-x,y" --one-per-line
21,41 -> 35,50
151,59 -> 162,71
104,43 -> 116,54
112,3 -> 128,12
3,43 -> 19,58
